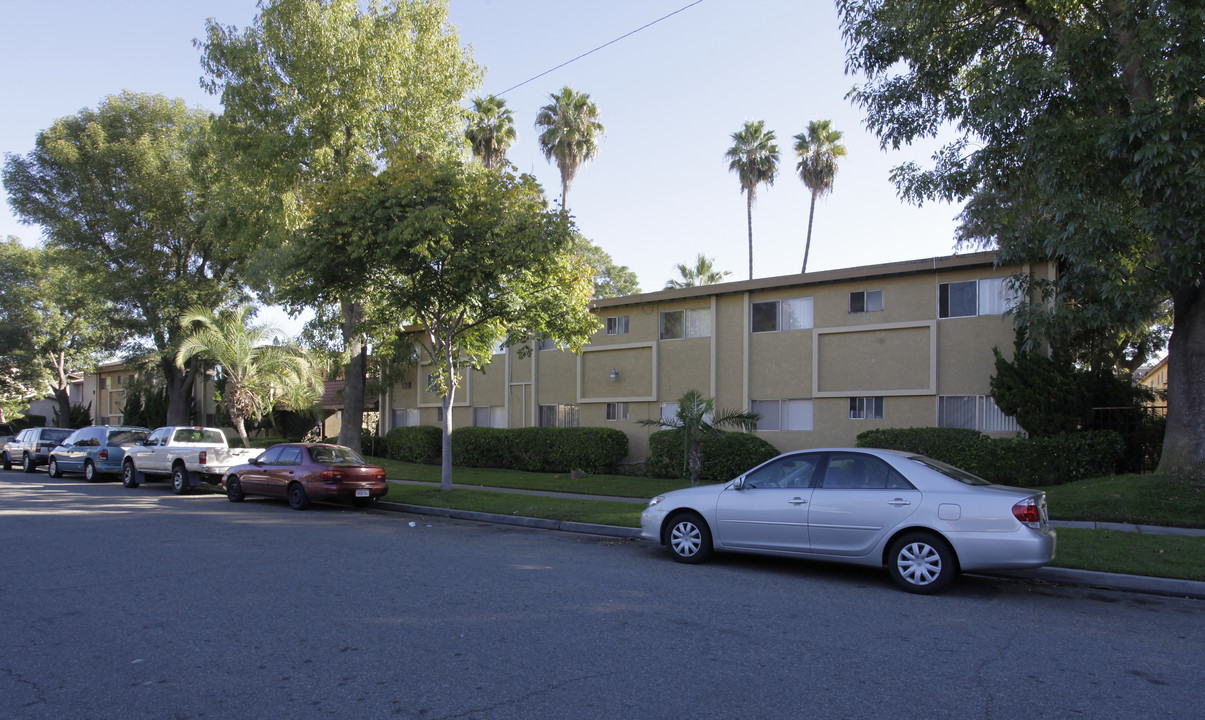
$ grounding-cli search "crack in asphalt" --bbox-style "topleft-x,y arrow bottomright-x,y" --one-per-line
1,665 -> 48,708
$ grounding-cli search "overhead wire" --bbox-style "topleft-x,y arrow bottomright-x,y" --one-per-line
495,0 -> 704,97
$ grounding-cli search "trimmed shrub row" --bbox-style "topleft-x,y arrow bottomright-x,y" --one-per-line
856,427 -> 1124,486
647,430 -> 779,483
381,425 -> 628,473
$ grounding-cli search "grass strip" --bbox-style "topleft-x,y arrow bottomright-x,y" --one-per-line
1041,474 -> 1205,528
1051,528 -> 1205,582
371,457 -> 688,498
384,483 -> 643,528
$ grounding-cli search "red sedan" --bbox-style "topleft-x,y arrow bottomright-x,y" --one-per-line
223,443 -> 389,510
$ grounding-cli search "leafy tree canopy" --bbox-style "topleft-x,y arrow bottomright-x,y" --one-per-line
838,0 -> 1205,478
569,234 -> 640,298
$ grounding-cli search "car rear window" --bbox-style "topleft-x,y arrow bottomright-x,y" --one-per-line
110,430 -> 150,446
308,445 -> 367,465
172,428 -> 226,444
42,429 -> 72,443
907,456 -> 993,486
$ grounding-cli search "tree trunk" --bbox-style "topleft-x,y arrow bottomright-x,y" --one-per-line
163,356 -> 195,426
746,191 -> 754,280
688,440 -> 703,487
440,351 -> 456,492
801,191 -> 817,274
338,299 -> 365,453
53,387 -> 71,429
1156,283 -> 1205,480
234,414 -> 250,448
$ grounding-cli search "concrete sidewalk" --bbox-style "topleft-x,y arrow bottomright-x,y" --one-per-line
382,479 -> 1205,600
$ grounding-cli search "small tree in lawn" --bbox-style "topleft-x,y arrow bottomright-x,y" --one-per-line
303,153 -> 598,491
640,389 -> 760,487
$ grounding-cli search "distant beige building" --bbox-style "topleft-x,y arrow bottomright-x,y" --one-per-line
379,251 -> 1048,463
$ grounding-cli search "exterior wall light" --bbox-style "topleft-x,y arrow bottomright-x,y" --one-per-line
610,368 -> 619,383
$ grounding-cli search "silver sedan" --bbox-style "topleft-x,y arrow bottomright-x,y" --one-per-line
640,448 -> 1056,593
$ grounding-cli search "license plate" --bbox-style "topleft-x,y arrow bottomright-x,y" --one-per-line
355,489 -> 370,498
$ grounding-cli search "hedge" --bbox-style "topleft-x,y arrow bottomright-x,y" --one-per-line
648,430 -> 779,483
855,426 -> 1124,486
451,426 -> 628,473
382,425 -> 443,464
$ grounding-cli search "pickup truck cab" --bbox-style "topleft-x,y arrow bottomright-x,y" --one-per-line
121,426 -> 260,494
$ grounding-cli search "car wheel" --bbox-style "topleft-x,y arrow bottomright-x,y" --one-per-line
2,452 -> 11,471
226,476 -> 245,503
84,460 -> 99,482
287,482 -> 309,510
665,512 -> 713,564
48,457 -> 62,478
171,466 -> 191,495
888,532 -> 957,594
22,453 -> 35,473
121,461 -> 140,488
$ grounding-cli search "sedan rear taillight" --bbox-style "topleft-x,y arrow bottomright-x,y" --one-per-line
1012,497 -> 1042,528
320,470 -> 344,481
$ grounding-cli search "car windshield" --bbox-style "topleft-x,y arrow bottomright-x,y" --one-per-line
42,429 -> 72,443
308,445 -> 367,465
907,455 -> 993,486
110,430 -> 150,446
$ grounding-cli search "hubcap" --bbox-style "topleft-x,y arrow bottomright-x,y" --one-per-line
670,522 -> 701,557
897,542 -> 942,586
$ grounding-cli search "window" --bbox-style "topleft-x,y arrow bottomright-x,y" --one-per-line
537,336 -> 562,351
820,452 -> 913,490
659,402 -> 679,423
392,408 -> 420,427
751,297 -> 813,333
939,277 -> 1013,318
472,406 -> 504,428
278,446 -> 303,465
849,290 -> 884,314
538,404 -> 579,427
751,399 -> 813,431
606,402 -> 629,421
659,308 -> 711,340
938,395 -> 1020,432
258,445 -> 285,465
436,407 -> 445,423
849,397 -> 884,420
606,316 -> 629,335
742,453 -> 821,489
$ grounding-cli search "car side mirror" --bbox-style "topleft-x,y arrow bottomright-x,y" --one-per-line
732,477 -> 746,491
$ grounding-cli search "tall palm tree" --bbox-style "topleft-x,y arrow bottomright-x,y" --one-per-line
175,306 -> 324,448
665,253 -> 732,289
534,86 -> 604,212
725,120 -> 780,280
639,389 -> 760,487
794,119 -> 847,274
465,94 -> 516,169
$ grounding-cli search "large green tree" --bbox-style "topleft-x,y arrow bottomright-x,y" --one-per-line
198,0 -> 481,452
569,234 -> 640,298
838,1 -> 1205,479
725,120 -> 780,280
2,92 -> 245,424
0,239 -> 122,426
465,94 -> 516,169
794,119 -> 847,274
535,86 -> 604,212
176,305 -> 323,448
304,153 -> 598,490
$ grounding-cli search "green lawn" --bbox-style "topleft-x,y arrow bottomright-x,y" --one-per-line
373,459 -> 1205,582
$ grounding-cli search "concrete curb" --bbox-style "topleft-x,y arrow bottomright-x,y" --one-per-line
375,499 -> 1205,600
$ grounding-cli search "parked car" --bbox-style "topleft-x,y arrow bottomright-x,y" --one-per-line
3,427 -> 75,472
0,423 -> 15,453
640,448 -> 1056,594
48,425 -> 152,482
223,443 -> 389,510
122,425 -> 260,494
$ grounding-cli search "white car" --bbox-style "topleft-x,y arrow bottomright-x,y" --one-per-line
641,448 -> 1056,594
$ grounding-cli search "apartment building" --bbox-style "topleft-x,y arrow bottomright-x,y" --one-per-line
379,251 -> 1047,462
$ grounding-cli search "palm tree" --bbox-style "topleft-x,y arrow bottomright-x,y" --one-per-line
465,94 -> 516,169
175,306 -> 324,448
534,86 -> 604,211
639,389 -> 760,487
665,253 -> 732,289
794,120 -> 847,274
725,120 -> 780,280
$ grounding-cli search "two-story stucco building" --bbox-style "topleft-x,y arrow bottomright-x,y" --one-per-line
378,251 -> 1047,462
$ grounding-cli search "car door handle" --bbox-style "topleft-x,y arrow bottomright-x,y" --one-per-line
788,497 -> 808,505
888,498 -> 911,507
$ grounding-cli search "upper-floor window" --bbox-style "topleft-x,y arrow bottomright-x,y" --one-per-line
606,316 -> 630,335
660,308 -> 711,340
752,297 -> 813,333
849,290 -> 884,314
939,277 -> 1013,318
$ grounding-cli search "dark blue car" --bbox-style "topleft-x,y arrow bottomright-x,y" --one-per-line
49,425 -> 151,482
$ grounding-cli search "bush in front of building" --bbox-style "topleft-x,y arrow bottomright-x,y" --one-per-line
856,427 -> 1124,486
648,430 -> 779,483
445,426 -> 629,473
450,427 -> 512,468
383,425 -> 443,464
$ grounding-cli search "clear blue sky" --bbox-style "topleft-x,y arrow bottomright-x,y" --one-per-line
2,0 -> 964,308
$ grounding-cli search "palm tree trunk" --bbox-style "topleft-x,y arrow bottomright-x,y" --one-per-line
746,191 -> 755,280
234,414 -> 250,448
802,191 -> 818,274
561,175 -> 570,214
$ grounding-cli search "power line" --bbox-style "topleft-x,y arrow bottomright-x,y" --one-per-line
496,1 -> 704,97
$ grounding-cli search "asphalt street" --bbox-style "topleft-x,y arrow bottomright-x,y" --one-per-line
2,469 -> 1202,719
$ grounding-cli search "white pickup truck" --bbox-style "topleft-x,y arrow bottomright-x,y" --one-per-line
121,426 -> 260,494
